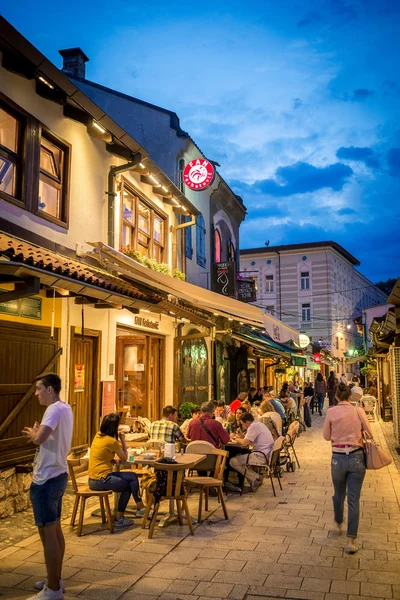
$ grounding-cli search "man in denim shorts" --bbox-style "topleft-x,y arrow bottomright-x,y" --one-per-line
22,373 -> 73,600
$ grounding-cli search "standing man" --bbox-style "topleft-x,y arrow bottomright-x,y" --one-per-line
22,373 -> 73,600
230,412 -> 274,491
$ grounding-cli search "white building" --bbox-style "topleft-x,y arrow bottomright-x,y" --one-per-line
240,242 -> 387,371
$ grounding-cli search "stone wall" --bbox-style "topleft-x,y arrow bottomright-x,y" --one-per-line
0,468 -> 32,519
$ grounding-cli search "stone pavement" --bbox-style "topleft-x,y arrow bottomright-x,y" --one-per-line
0,416 -> 399,600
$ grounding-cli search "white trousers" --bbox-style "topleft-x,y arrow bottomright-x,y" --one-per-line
230,453 -> 267,484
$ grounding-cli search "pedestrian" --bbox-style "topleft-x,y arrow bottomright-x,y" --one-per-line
22,373 -> 73,600
88,413 -> 145,529
339,373 -> 347,384
327,371 -> 338,407
314,372 -> 327,416
323,382 -> 373,554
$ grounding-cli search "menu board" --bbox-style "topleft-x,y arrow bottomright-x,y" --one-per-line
0,290 -> 42,320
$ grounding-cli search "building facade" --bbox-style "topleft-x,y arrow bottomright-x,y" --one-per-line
58,49 -> 246,289
240,242 -> 387,373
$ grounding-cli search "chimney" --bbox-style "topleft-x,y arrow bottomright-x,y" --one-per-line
59,48 -> 89,80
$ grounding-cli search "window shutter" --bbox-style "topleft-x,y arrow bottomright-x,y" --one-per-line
196,214 -> 206,268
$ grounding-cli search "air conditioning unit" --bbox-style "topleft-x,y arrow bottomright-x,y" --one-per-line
389,347 -> 400,443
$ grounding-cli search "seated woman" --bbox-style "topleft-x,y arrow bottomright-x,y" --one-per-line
180,405 -> 200,436
280,390 -> 297,423
226,406 -> 247,435
88,413 -> 145,529
259,400 -> 283,438
241,398 -> 260,419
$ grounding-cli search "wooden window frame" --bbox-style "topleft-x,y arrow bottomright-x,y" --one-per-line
0,95 -> 26,208
34,126 -> 70,229
120,177 -> 168,263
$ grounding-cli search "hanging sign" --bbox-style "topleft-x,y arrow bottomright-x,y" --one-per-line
236,279 -> 257,303
291,356 -> 307,367
183,158 -> 215,191
313,353 -> 321,363
74,364 -> 85,392
211,262 -> 236,298
299,334 -> 310,348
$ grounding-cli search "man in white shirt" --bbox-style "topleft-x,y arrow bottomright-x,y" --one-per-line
230,412 -> 274,491
22,373 -> 73,600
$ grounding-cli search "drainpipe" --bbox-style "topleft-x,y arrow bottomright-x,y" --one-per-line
277,250 -> 282,320
107,154 -> 141,248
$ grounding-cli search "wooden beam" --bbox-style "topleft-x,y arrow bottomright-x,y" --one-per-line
0,347 -> 63,438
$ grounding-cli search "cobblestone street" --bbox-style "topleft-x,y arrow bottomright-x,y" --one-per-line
1,416 -> 399,600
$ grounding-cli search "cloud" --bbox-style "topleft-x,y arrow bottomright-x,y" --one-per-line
292,98 -> 303,109
387,148 -> 400,176
337,207 -> 356,215
336,146 -> 380,168
340,89 -> 375,102
235,161 -> 353,197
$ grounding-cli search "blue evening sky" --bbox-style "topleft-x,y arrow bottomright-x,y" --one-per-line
3,0 -> 400,281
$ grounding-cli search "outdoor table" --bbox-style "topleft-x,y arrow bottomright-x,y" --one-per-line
121,452 -> 206,527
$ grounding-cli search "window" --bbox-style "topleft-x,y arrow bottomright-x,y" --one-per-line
300,271 -> 310,290
184,215 -> 193,260
215,229 -> 221,263
178,158 -> 185,193
249,275 -> 258,291
266,305 -> 274,314
228,239 -> 235,262
0,104 -> 22,201
301,303 -> 311,322
120,179 -> 166,262
38,135 -> 66,220
196,213 -> 206,268
265,274 -> 274,292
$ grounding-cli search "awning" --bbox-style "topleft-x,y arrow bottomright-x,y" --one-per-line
90,242 -> 300,342
230,329 -> 292,359
346,354 -> 369,365
306,358 -> 320,370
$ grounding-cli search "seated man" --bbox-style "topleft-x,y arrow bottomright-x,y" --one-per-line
214,400 -> 230,424
150,405 -> 186,444
188,401 -> 230,448
230,412 -> 274,491
180,405 -> 200,436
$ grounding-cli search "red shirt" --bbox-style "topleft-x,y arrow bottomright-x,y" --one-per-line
230,399 -> 242,413
188,415 -> 230,448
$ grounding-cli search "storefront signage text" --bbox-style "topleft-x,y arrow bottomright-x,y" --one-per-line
183,158 -> 215,191
211,262 -> 236,298
0,290 -> 42,320
298,333 -> 310,348
236,279 -> 257,303
291,356 -> 307,367
134,316 -> 160,330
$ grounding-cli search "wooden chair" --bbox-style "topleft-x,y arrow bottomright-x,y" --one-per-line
67,455 -> 114,537
185,449 -> 229,524
142,461 -> 194,539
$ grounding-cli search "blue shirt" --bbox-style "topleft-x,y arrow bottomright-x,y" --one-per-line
269,399 -> 286,420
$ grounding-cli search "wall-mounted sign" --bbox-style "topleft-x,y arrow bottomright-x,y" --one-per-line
211,262 -> 236,298
134,316 -> 160,330
236,279 -> 256,303
313,353 -> 321,363
291,356 -> 307,367
183,158 -> 215,191
299,334 -> 310,348
0,290 -> 42,320
74,364 -> 85,392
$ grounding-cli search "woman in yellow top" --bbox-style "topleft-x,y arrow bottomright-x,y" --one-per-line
88,413 -> 144,529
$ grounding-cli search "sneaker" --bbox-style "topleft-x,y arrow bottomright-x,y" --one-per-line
26,584 -> 64,600
34,580 -> 65,593
114,516 -> 133,529
135,508 -> 146,517
345,542 -> 359,554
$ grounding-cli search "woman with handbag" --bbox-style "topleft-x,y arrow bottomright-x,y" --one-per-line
323,382 -> 373,554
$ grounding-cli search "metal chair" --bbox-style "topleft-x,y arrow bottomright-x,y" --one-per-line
242,436 -> 284,497
185,448 -> 229,523
142,461 -> 194,539
362,395 -> 377,421
67,454 -> 114,537
283,421 -> 301,468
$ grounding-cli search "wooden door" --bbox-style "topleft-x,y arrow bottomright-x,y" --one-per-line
69,331 -> 99,448
117,335 -> 148,418
181,331 -> 209,406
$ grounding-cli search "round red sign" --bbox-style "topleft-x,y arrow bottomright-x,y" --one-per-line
183,158 -> 215,191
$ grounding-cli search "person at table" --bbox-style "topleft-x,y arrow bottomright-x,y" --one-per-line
263,391 -> 286,422
259,399 -> 283,438
88,413 -> 145,529
248,387 -> 262,405
230,412 -> 274,492
188,401 -> 230,448
214,400 -> 230,424
150,405 -> 186,444
229,392 -> 247,414
180,405 -> 200,437
226,406 -> 247,435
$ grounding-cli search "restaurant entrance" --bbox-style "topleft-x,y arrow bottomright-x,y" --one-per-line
116,327 -> 165,421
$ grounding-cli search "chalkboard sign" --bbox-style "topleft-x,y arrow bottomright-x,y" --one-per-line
236,279 -> 257,303
211,262 -> 236,297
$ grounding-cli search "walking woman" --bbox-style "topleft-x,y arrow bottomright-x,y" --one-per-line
315,372 -> 327,416
88,413 -> 145,529
327,371 -> 338,407
323,382 -> 373,554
